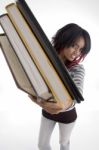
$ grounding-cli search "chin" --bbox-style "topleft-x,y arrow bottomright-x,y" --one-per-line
68,58 -> 74,62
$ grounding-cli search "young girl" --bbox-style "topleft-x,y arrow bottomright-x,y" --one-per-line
29,23 -> 91,150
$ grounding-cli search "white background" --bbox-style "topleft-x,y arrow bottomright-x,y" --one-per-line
0,0 -> 99,150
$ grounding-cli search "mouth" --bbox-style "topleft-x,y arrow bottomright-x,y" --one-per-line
70,54 -> 76,60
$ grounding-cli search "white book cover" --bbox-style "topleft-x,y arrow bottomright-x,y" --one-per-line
0,15 -> 52,100
6,4 -> 72,104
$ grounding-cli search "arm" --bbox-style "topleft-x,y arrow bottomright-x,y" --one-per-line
60,64 -> 85,112
69,64 -> 85,100
28,64 -> 85,113
28,95 -> 65,114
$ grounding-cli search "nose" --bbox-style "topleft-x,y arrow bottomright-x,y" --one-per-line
74,48 -> 81,57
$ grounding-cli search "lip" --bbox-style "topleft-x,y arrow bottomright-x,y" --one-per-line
70,54 -> 76,60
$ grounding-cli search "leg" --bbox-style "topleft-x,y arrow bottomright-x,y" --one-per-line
38,116 -> 56,150
58,121 -> 76,150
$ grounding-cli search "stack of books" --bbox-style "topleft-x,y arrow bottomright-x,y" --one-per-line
0,0 -> 84,107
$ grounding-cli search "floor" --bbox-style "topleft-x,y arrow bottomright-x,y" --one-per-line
0,92 -> 99,150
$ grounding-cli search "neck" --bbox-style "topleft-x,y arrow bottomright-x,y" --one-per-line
59,52 -> 66,63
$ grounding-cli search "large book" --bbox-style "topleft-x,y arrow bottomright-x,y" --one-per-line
16,0 -> 84,103
0,31 -> 52,100
0,14 -> 72,107
5,3 -> 75,106
6,1 -> 84,103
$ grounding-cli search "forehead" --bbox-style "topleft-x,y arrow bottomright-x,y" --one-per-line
74,36 -> 85,48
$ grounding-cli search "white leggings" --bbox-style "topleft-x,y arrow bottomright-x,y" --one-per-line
38,116 -> 76,150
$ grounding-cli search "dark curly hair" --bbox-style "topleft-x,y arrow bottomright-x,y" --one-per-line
52,23 -> 91,67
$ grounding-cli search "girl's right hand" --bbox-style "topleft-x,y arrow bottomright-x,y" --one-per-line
28,94 -> 63,114
28,94 -> 74,114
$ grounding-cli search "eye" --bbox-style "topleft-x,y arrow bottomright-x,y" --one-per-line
71,43 -> 79,50
71,43 -> 75,47
80,48 -> 83,53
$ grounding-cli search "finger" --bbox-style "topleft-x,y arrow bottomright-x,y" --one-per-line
43,106 -> 62,113
45,102 -> 63,110
42,104 -> 62,110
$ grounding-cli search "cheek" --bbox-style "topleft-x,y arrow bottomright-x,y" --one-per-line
64,48 -> 72,56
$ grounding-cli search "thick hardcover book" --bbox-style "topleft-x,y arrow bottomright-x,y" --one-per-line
5,3 -> 74,106
0,34 -> 36,96
16,0 -> 84,103
0,26 -> 52,100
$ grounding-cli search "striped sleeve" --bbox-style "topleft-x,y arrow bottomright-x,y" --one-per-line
64,64 -> 85,111
69,64 -> 85,95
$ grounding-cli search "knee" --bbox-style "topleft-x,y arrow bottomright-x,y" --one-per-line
38,140 -> 43,150
38,142 -> 51,150
59,140 -> 70,150
38,138 -> 46,149
38,143 -> 43,150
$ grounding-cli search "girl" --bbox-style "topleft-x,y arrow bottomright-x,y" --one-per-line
29,23 -> 91,150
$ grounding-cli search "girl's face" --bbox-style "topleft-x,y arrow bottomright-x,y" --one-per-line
60,36 -> 85,62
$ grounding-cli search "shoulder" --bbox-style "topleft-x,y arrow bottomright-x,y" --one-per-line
68,64 -> 85,80
69,64 -> 85,95
69,64 -> 85,73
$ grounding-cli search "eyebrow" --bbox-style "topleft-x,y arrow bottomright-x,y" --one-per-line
74,43 -> 84,50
